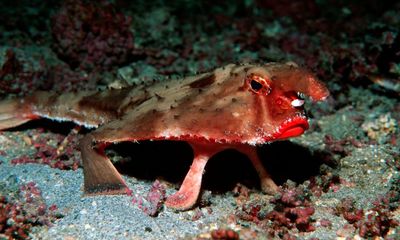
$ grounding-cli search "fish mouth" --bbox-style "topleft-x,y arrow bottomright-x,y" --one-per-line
273,116 -> 309,140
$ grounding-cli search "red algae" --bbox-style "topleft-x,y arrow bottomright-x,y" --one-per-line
0,182 -> 62,240
0,49 -> 45,96
236,183 -> 317,238
11,129 -> 81,170
335,195 -> 399,238
210,228 -> 239,240
51,0 -> 134,72
266,185 -> 316,235
131,180 -> 166,217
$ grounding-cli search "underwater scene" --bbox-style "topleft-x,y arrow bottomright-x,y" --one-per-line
0,0 -> 399,239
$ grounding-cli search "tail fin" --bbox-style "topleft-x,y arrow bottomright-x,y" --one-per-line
0,99 -> 37,130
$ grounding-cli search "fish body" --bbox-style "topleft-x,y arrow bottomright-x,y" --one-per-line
0,62 -> 329,210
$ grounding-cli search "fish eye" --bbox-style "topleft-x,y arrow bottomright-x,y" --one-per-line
250,79 -> 263,92
246,74 -> 272,95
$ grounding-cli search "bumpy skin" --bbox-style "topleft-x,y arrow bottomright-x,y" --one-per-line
0,62 -> 329,210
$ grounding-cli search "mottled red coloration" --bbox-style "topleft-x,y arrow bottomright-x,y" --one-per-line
210,228 -> 239,240
0,62 -> 329,210
0,49 -> 45,96
335,196 -> 399,238
236,202 -> 263,223
335,197 -> 364,224
10,129 -> 81,170
309,173 -> 343,196
0,196 -> 31,240
236,184 -> 316,237
266,186 -> 316,234
0,48 -> 92,96
324,135 -> 364,157
131,180 -> 166,217
0,182 -> 61,239
51,0 -> 133,71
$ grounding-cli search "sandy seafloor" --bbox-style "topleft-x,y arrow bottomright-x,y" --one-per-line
0,87 -> 399,239
0,1 -> 400,239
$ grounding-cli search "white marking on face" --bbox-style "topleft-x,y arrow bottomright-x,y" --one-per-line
232,112 -> 240,117
291,99 -> 304,107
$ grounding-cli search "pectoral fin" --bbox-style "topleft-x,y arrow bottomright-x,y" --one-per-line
0,99 -> 37,130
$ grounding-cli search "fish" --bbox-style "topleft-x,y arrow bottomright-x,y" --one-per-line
0,62 -> 329,210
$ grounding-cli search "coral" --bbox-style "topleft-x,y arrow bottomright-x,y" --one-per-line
131,180 -> 166,217
236,183 -> 316,238
51,0 -> 134,72
266,185 -> 316,235
0,47 -> 93,96
323,134 -> 364,157
210,228 -> 239,240
308,172 -> 343,197
359,196 -> 399,238
335,197 -> 364,224
236,201 -> 264,223
335,196 -> 399,238
0,196 -> 31,240
11,128 -> 81,170
0,182 -> 62,240
0,48 -> 45,96
361,113 -> 398,144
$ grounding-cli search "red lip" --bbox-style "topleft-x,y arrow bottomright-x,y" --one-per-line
273,117 -> 309,140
